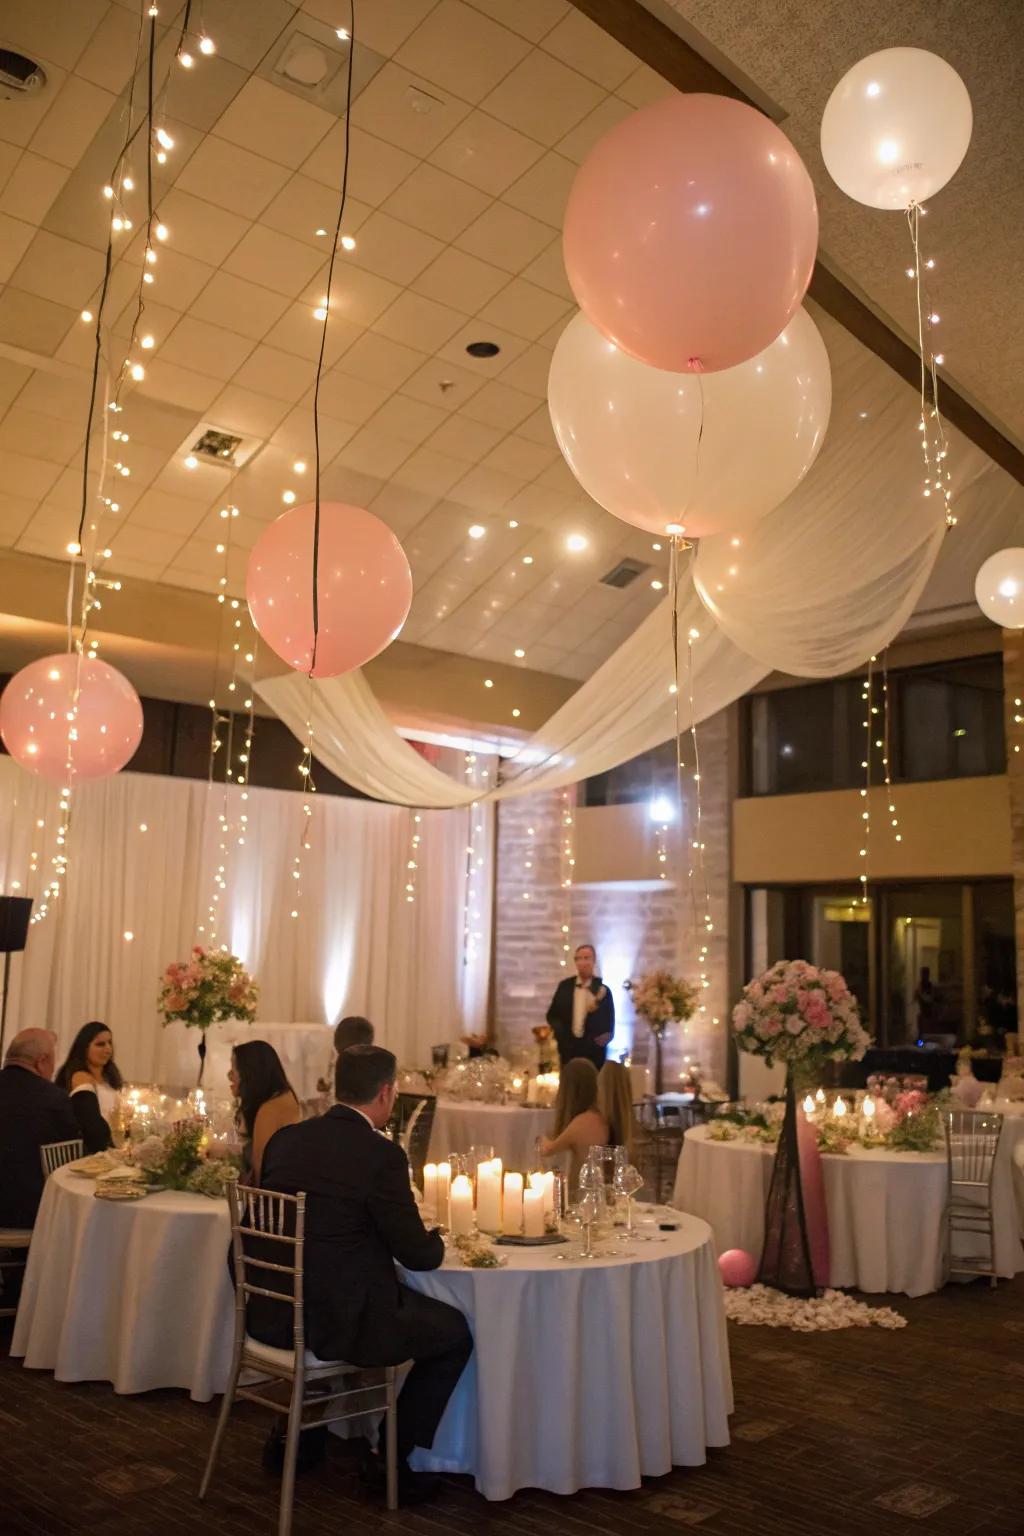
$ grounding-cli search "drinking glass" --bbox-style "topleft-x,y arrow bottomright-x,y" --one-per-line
577,1190 -> 601,1259
613,1163 -> 644,1237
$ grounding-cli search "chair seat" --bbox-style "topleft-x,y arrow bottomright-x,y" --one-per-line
0,1229 -> 32,1248
244,1335 -> 350,1375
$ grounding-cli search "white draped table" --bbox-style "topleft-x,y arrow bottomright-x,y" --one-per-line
11,1166 -> 233,1401
403,1213 -> 732,1501
672,1125 -> 1024,1297
429,1100 -> 552,1171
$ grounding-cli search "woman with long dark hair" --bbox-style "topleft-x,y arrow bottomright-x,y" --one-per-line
228,1040 -> 301,1183
55,1021 -> 123,1151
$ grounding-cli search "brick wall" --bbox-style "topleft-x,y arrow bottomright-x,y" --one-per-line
493,710 -> 732,1086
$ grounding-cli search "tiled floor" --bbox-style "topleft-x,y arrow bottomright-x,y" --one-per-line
2,1277 -> 1023,1535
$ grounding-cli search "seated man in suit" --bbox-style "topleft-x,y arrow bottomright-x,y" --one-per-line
546,943 -> 616,1070
0,1029 -> 80,1306
258,1044 -> 472,1499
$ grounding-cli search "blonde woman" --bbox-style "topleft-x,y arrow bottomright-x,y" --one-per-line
597,1060 -> 634,1159
539,1058 -> 608,1195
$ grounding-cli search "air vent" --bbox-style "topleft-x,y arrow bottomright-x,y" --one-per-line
263,17 -> 383,112
173,421 -> 263,473
192,428 -> 243,465
600,558 -> 650,590
0,49 -> 46,100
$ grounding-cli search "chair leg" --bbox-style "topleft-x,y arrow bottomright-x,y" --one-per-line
989,1209 -> 997,1289
199,1347 -> 243,1500
278,1377 -> 304,1536
385,1367 -> 399,1511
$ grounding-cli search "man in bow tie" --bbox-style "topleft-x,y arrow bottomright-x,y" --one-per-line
546,943 -> 615,1070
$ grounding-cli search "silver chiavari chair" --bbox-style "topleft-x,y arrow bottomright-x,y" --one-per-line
39,1138 -> 84,1179
944,1108 -> 1004,1288
0,1227 -> 32,1318
199,1184 -> 402,1535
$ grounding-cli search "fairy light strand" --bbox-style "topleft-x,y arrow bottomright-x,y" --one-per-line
290,687 -> 317,920
858,658 -> 875,905
881,651 -> 901,845
905,203 -> 954,529
559,787 -> 575,967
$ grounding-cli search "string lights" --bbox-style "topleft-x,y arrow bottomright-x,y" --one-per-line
461,754 -> 488,969
881,652 -> 902,845
905,204 -> 954,529
559,788 -> 575,968
405,813 -> 422,904
290,706 -> 317,920
858,658 -> 875,904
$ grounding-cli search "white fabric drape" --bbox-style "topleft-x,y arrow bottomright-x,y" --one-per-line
0,756 -> 491,1080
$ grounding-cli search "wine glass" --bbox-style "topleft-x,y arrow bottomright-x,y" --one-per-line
612,1163 -> 644,1238
576,1189 -> 601,1259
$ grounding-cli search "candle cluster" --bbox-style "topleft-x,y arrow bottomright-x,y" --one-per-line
422,1158 -> 557,1238
526,1072 -> 559,1106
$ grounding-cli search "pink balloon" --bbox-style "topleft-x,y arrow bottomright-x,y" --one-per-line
564,94 -> 818,374
718,1248 -> 758,1288
0,655 -> 143,782
246,502 -> 413,678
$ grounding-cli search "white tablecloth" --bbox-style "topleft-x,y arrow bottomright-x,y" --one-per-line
202,1021 -> 332,1101
429,1100 -> 552,1171
11,1166 -> 233,1401
403,1214 -> 732,1500
672,1125 -> 1024,1297
992,1100 -> 1024,1231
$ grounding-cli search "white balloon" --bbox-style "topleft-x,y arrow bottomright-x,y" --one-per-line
975,548 -> 1024,628
547,308 -> 831,540
821,47 -> 972,209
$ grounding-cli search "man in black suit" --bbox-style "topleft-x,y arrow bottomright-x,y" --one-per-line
0,1028 -> 79,1230
546,943 -> 615,1070
257,1044 -> 472,1497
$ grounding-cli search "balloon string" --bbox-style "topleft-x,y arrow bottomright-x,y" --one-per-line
906,202 -> 954,529
669,539 -> 700,978
310,0 -> 355,676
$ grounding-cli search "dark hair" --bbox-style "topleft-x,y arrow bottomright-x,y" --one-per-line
334,1015 -> 374,1054
336,1044 -> 396,1105
574,944 -> 596,958
56,1021 -> 123,1092
232,1040 -> 295,1141
553,1058 -> 599,1136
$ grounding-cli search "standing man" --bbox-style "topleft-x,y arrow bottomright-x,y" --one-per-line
546,944 -> 615,1070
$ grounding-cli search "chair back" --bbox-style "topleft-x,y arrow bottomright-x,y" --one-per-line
393,1092 -> 436,1184
228,1182 -> 306,1355
40,1138 -> 84,1179
945,1108 -> 1003,1188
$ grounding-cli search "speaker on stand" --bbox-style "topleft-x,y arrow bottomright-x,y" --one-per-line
0,896 -> 33,1059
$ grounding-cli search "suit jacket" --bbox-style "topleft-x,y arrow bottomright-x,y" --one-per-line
69,1087 -> 114,1153
0,1066 -> 80,1228
253,1105 -> 443,1365
546,975 -> 615,1070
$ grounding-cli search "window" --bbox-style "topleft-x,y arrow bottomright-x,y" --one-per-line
582,739 -> 679,807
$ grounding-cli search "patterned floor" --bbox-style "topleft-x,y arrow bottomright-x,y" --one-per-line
2,1276 -> 1023,1535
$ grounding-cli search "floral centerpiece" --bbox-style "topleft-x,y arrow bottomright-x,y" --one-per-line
131,1120 -> 239,1198
159,946 -> 258,1084
626,970 -> 699,1094
531,1023 -> 556,1073
884,1089 -> 944,1152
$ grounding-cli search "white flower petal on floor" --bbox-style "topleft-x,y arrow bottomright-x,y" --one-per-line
724,1283 -> 907,1331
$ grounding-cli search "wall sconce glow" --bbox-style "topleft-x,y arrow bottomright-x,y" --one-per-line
648,796 -> 675,823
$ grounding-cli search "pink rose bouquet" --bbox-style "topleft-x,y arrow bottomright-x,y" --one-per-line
732,959 -> 871,1071
158,945 -> 258,1031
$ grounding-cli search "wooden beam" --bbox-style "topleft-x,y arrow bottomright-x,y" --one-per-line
569,0 -> 1024,485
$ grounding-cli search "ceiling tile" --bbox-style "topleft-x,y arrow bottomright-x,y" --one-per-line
428,109 -> 544,197
156,189 -> 250,266
373,290 -> 466,352
617,64 -> 676,110
346,208 -> 443,285
157,316 -> 256,380
188,271 -> 292,342
135,359 -> 222,413
370,393 -> 448,445
448,464 -> 524,512
516,402 -> 558,450
401,356 -> 485,415
498,342 -> 556,398
318,462 -> 387,506
541,9 -> 637,90
2,450 -> 62,500
261,176 -> 373,250
128,489 -> 208,537
15,369 -> 85,422
108,523 -> 187,567
463,0 -> 569,44
426,413 -> 504,463
502,150 -> 576,227
391,446 -> 467,497
313,262 -> 403,328
303,124 -> 418,207
477,277 -> 570,342
124,244 -> 216,313
382,161 -> 489,242
481,50 -> 604,146
459,377 -> 538,431
336,426 -> 416,479
176,136 -> 292,219
2,0 -> 106,69
0,289 -> 77,354
0,404 -> 82,462
556,94 -> 633,165
314,369 -> 391,426
439,319 -> 527,374
30,75 -> 115,169
0,492 -> 36,542
301,0 -> 437,59
74,4 -> 153,92
413,246 -> 508,312
0,151 -> 70,226
261,301 -> 363,363
482,434 -> 557,480
337,331 -> 426,390
456,201 -> 555,274
520,237 -> 572,301
0,142 -> 20,188
206,384 -> 290,439
0,213 -> 35,284
270,406 -> 357,460
223,225 -> 325,296
396,1 -> 532,105
9,230 -> 105,308
214,77 -> 336,169
352,62 -> 471,157
369,480 -> 437,534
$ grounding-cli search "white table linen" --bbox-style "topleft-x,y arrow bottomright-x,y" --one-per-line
429,1100 -> 552,1171
672,1125 -> 1024,1297
992,1101 -> 1024,1231
11,1166 -> 233,1400
403,1214 -> 732,1500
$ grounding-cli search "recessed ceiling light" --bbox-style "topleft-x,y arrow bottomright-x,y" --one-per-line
155,128 -> 174,150
282,490 -> 296,504
184,454 -> 198,470
468,524 -> 485,539
651,579 -> 663,590
508,519 -> 518,529
66,541 -> 81,555
129,363 -> 145,381
512,708 -> 521,718
313,305 -> 328,321
651,541 -> 662,551
483,678 -> 494,688
140,333 -> 154,349
80,309 -> 93,323
514,648 -> 525,658
336,26 -> 350,40
340,234 -> 356,251
198,35 -> 215,55
522,555 -> 533,565
466,340 -> 500,358
315,227 -> 327,237
293,460 -> 306,474
566,533 -> 588,552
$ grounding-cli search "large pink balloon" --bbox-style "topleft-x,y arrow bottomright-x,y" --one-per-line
719,1249 -> 758,1288
564,94 -> 819,374
0,655 -> 143,782
246,501 -> 412,678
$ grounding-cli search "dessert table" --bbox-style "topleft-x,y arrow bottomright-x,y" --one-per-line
672,1124 -> 1024,1297
429,1100 -> 552,1171
403,1212 -> 732,1500
11,1165 -> 233,1400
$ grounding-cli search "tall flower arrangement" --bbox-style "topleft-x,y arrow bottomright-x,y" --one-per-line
626,969 -> 699,1093
159,945 -> 258,1084
732,959 -> 870,1075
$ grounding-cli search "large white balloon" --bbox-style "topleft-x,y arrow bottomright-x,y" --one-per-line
547,308 -> 831,540
975,548 -> 1024,629
821,47 -> 972,209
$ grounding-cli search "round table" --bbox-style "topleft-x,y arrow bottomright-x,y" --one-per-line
403,1212 -> 732,1501
991,1100 -> 1024,1231
672,1124 -> 1024,1297
429,1100 -> 552,1171
11,1166 -> 233,1401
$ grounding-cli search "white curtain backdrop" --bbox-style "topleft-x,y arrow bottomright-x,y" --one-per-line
0,756 -> 492,1082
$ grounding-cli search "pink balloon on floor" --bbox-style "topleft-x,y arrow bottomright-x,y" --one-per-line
718,1249 -> 758,1288
246,501 -> 413,678
0,654 -> 143,782
563,93 -> 818,374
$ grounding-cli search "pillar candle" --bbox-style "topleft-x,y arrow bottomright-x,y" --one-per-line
449,1174 -> 475,1236
436,1161 -> 451,1227
423,1163 -> 438,1221
529,1170 -> 555,1216
526,1077 -> 539,1106
476,1158 -> 503,1232
502,1172 -> 524,1235
523,1188 -> 545,1238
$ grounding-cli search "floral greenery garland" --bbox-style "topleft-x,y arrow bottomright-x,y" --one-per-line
133,1121 -> 239,1197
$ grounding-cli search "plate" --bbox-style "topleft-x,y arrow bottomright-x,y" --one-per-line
93,1183 -> 149,1202
494,1232 -> 568,1247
